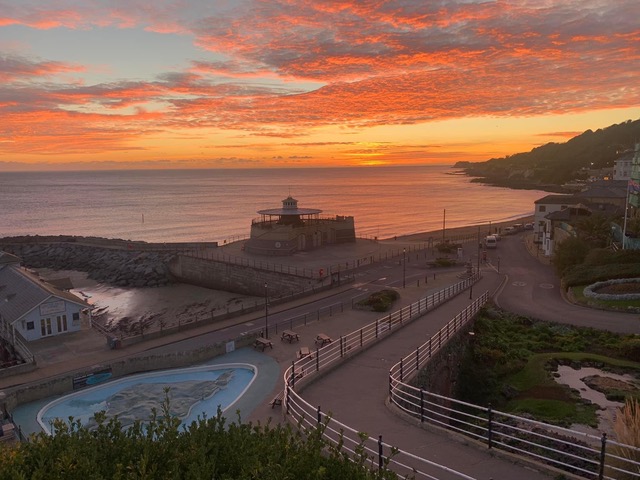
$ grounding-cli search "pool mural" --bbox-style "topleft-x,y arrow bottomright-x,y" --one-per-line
37,364 -> 256,434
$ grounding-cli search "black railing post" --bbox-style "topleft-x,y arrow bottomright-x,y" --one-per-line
378,435 -> 384,471
599,432 -> 607,480
317,406 -> 322,427
316,347 -> 320,371
416,346 -> 420,370
420,388 -> 425,423
291,360 -> 296,389
340,336 -> 344,357
360,328 -> 363,347
487,403 -> 493,449
400,358 -> 404,381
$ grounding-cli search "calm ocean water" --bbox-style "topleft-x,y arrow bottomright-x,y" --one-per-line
0,166 -> 546,243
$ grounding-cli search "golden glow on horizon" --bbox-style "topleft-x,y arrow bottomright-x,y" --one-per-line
0,1 -> 639,171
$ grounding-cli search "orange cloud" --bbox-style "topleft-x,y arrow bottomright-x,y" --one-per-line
0,0 -> 639,163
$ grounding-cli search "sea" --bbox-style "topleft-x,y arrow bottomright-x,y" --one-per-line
0,165 -> 547,243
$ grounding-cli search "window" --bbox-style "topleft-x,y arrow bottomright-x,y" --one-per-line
72,312 -> 80,321
40,318 -> 52,336
538,205 -> 546,212
57,314 -> 68,332
26,321 -> 35,330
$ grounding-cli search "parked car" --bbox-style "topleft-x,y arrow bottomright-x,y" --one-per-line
524,223 -> 534,230
503,226 -> 516,234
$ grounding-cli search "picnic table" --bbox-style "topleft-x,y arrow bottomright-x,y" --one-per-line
281,329 -> 300,343
253,337 -> 273,351
315,333 -> 333,347
297,346 -> 311,359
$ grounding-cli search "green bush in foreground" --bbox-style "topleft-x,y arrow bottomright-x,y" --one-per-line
0,402 -> 399,480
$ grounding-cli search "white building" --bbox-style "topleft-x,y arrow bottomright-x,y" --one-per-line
0,252 -> 88,347
533,194 -> 576,242
613,151 -> 634,180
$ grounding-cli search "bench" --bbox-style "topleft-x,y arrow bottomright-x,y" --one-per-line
297,346 -> 311,359
0,423 -> 15,442
253,337 -> 273,351
270,390 -> 284,408
315,333 -> 333,347
281,329 -> 300,343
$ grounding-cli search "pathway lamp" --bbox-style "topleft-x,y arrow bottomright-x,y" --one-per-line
264,282 -> 269,338
403,248 -> 406,288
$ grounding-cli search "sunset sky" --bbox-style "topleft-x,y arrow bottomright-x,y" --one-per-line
1,0 -> 639,171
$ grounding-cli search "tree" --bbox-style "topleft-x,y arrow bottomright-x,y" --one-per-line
575,213 -> 613,248
552,236 -> 591,276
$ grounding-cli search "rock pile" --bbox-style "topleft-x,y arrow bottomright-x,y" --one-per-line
2,242 -> 176,288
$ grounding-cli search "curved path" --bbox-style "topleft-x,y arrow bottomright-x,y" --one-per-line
492,233 -> 639,334
297,270 -> 553,480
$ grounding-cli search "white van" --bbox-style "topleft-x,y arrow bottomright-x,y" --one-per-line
485,235 -> 497,249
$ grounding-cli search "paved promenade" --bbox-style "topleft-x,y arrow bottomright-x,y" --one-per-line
5,232 -> 630,478
249,269 -> 554,480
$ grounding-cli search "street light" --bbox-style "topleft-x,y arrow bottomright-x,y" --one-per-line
402,248 -> 406,288
264,282 -> 269,339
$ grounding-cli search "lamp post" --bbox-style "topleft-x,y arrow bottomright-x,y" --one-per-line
264,282 -> 269,339
402,248 -> 406,288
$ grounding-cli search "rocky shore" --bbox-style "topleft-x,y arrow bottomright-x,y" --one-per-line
1,240 -> 175,288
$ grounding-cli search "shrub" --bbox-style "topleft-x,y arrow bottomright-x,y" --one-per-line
435,242 -> 461,254
563,264 -> 640,288
621,337 -> 640,362
357,289 -> 400,312
584,248 -> 640,266
552,237 -> 590,276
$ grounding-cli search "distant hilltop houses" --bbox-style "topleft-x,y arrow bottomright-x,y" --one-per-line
534,143 -> 640,257
244,196 -> 356,256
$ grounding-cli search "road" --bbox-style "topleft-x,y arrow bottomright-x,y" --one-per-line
492,233 -> 639,334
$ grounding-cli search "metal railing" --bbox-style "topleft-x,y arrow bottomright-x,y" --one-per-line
244,301 -> 345,337
184,242 -> 452,280
285,387 -> 477,480
388,297 -> 640,480
281,275 -> 481,479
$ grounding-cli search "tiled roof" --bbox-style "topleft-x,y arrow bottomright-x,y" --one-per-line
574,185 -> 626,199
534,194 -> 576,205
0,264 -> 87,325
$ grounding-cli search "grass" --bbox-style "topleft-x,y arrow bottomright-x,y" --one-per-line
505,352 -> 640,427
570,285 -> 640,311
506,398 -> 600,427
456,309 -> 640,428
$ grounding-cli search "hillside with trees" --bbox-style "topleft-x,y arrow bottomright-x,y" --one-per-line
456,118 -> 640,190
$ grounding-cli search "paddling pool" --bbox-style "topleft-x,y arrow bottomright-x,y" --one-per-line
37,363 -> 256,434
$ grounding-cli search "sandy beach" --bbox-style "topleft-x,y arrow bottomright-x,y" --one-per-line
36,215 -> 533,337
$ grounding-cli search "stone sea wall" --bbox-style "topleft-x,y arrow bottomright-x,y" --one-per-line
1,240 -> 175,288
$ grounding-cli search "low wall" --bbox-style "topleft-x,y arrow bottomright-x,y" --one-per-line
0,333 -> 257,414
169,254 -> 327,297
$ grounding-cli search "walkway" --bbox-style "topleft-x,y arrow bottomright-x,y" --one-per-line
249,269 -> 554,479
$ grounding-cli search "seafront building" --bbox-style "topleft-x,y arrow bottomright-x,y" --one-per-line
244,196 -> 356,256
0,252 -> 88,365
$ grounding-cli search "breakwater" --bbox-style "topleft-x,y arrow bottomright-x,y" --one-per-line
0,236 -> 188,288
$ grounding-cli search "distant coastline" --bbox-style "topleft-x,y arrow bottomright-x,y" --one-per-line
452,161 -> 569,193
